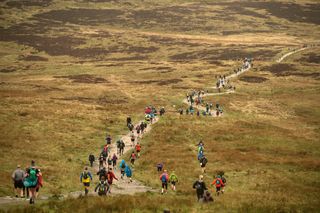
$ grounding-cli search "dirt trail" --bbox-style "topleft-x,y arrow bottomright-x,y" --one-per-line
277,47 -> 308,63
182,46 -> 310,114
0,46 -> 310,207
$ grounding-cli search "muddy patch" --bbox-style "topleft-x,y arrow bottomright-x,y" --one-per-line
53,96 -> 127,105
139,66 -> 175,73
296,53 -> 320,64
34,9 -> 124,26
170,49 -> 278,61
6,0 -> 52,8
130,78 -> 182,86
55,74 -> 108,84
261,63 -> 297,76
20,55 -> 48,61
211,2 -> 320,25
239,76 -> 268,83
0,67 -> 16,73
262,63 -> 320,79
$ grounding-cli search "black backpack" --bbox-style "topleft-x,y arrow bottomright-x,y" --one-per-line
83,171 -> 88,179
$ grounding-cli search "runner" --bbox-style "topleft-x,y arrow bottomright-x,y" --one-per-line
12,165 -> 25,198
94,176 -> 109,196
23,161 -> 40,204
169,171 -> 178,191
107,156 -> 113,170
106,168 -> 118,193
160,107 -> 165,116
112,153 -> 118,170
140,122 -> 145,133
160,170 -> 169,194
98,154 -> 104,169
106,135 -> 112,145
119,140 -> 125,156
221,174 -> 227,194
200,155 -> 208,173
211,175 -> 225,196
35,169 -> 43,199
119,159 -> 126,179
97,167 -> 107,181
88,154 -> 95,167
130,151 -> 137,166
126,116 -> 132,127
157,162 -> 163,172
80,167 -> 92,196
125,164 -> 133,183
193,175 -> 207,202
116,139 -> 121,154
130,131 -> 135,147
136,125 -> 141,135
135,142 -> 141,158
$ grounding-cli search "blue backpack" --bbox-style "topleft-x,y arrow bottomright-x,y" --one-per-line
161,174 -> 167,183
216,179 -> 221,185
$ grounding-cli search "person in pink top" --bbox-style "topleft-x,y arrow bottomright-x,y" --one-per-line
159,170 -> 169,194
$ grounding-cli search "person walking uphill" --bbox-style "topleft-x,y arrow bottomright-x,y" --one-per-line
160,170 -> 169,194
125,164 -> 133,183
12,165 -> 25,198
193,175 -> 207,202
80,167 -> 92,196
106,168 -> 118,193
24,160 -> 40,204
211,175 -> 225,196
89,154 -> 95,167
95,176 -> 109,196
169,171 -> 178,191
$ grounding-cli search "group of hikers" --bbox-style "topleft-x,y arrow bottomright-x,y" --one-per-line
11,161 -> 43,204
80,106 -> 165,196
193,140 -> 227,202
180,89 -> 224,117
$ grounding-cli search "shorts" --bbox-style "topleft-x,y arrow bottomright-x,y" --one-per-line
131,139 -> 135,142
171,181 -> 176,186
130,159 -> 135,164
216,187 -> 221,192
136,150 -> 140,153
121,169 -> 125,174
14,180 -> 24,189
162,182 -> 168,189
83,182 -> 90,187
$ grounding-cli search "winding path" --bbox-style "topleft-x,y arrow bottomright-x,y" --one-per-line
0,46 -> 310,207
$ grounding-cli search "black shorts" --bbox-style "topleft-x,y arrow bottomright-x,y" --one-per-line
162,182 -> 168,189
121,169 -> 125,174
83,182 -> 90,187
131,159 -> 135,163
136,150 -> 140,153
171,181 -> 176,186
131,139 -> 135,142
216,187 -> 221,192
14,180 -> 24,189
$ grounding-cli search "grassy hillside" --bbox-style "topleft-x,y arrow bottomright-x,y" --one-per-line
0,0 -> 319,212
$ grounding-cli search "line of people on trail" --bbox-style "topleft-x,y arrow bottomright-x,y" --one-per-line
179,102 -> 223,117
11,160 -> 43,204
82,106 -> 164,196
192,140 -> 227,203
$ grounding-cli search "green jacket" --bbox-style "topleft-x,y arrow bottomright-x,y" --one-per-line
169,173 -> 178,182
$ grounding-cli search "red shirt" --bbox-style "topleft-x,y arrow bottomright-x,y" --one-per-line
135,144 -> 141,151
106,171 -> 118,184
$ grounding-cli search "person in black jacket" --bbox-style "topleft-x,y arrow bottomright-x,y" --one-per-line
193,175 -> 207,202
89,154 -> 95,167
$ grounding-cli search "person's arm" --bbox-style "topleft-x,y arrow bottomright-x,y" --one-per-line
80,173 -> 83,182
11,171 -> 16,180
112,172 -> 118,181
193,181 -> 196,189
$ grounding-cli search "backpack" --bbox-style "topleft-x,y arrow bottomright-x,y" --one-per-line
83,171 -> 88,179
99,181 -> 106,193
29,168 -> 37,181
121,163 -> 126,169
222,177 -> 226,184
202,158 -> 208,166
131,153 -> 136,159
161,174 -> 167,183
216,179 -> 221,185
